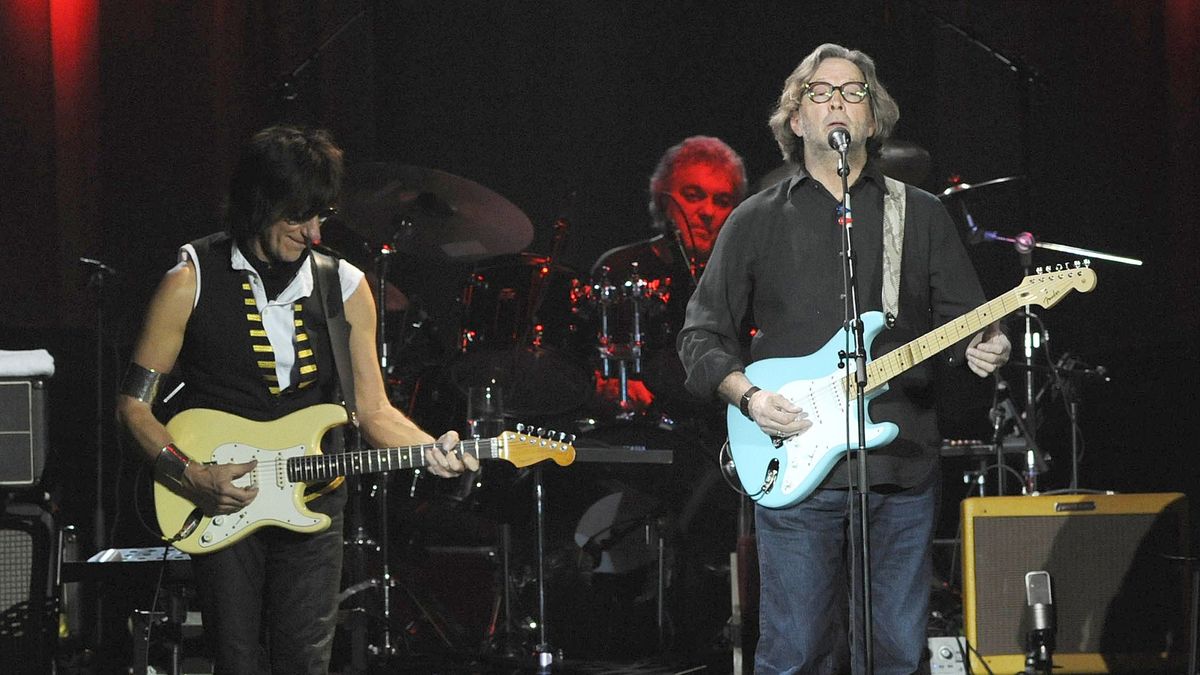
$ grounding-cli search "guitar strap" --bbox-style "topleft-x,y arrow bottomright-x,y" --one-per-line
881,176 -> 907,322
310,249 -> 358,424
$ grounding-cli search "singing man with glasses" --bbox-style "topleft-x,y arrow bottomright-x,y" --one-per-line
117,125 -> 477,673
678,44 -> 1010,673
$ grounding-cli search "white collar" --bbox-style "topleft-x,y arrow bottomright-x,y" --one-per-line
230,241 -> 314,305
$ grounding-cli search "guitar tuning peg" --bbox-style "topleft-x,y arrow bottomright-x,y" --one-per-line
516,423 -> 525,433
557,431 -> 566,441
537,427 -> 546,437
569,434 -> 577,443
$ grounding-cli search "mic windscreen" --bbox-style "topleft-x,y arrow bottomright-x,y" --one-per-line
1025,570 -> 1054,630
827,128 -> 851,152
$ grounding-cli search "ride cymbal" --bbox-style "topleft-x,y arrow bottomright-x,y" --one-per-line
754,138 -> 933,192
337,162 -> 533,262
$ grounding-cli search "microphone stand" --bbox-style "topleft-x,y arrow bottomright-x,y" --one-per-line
833,141 -> 875,675
372,240 -> 398,659
81,258 -> 119,551
271,8 -> 367,121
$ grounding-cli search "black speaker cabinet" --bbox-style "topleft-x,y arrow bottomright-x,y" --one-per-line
961,493 -> 1191,674
0,378 -> 47,488
0,503 -> 57,674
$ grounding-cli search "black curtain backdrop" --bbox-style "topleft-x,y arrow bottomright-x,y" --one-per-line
2,0 -> 1197,580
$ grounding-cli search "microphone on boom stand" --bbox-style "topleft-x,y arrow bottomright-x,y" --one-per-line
656,191 -> 702,285
828,123 -> 876,674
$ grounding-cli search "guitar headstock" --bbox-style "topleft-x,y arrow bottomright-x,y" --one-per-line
1016,260 -> 1098,309
497,424 -> 577,467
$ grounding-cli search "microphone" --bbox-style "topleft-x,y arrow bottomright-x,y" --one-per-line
1024,570 -> 1056,674
827,128 -> 851,154
656,191 -> 701,283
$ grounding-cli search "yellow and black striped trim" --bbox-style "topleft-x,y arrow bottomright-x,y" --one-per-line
293,302 -> 319,390
241,279 -> 319,395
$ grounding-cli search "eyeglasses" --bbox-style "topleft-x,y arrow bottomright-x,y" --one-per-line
286,206 -> 338,226
800,81 -> 869,104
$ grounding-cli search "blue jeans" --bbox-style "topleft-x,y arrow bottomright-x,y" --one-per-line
190,512 -> 344,675
754,477 -> 937,675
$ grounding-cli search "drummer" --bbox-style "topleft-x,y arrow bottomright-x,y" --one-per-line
590,136 -> 748,410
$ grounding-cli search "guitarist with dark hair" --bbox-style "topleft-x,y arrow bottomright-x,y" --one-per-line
116,126 -> 478,674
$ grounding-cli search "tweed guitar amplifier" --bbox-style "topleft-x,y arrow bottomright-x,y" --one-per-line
961,493 -> 1190,674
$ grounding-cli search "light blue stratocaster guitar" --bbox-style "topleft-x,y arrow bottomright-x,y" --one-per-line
727,263 -> 1097,509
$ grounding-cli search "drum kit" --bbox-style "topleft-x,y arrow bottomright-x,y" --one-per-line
325,144 -> 1145,670
324,163 -> 712,669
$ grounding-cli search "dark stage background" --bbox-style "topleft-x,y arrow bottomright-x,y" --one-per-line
2,0 -> 1198,669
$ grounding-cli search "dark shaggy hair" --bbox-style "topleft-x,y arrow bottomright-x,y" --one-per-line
224,126 -> 344,245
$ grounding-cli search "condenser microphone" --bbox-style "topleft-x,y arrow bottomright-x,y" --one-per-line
827,127 -> 851,154
1024,570 -> 1056,674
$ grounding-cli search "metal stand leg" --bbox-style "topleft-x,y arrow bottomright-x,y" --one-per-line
502,522 -> 513,645
534,466 -> 555,672
656,533 -> 665,651
1189,563 -> 1199,675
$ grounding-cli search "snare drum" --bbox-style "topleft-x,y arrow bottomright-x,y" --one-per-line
449,253 -> 591,416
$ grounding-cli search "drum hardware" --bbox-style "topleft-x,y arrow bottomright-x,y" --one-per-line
451,254 -> 589,418
941,177 -> 1140,493
584,262 -> 668,416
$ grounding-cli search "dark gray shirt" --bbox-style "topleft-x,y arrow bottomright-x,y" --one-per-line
676,162 -> 987,488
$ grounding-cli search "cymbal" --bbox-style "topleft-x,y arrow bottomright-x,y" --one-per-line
939,175 -> 1026,201
337,163 -> 533,262
364,271 -> 410,312
876,138 -> 931,185
754,138 -> 932,192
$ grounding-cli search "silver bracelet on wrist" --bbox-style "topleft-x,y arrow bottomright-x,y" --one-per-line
155,443 -> 190,487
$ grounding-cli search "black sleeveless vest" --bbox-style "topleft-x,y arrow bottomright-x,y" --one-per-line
175,233 -> 338,422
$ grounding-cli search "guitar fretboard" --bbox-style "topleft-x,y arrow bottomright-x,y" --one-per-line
286,437 -> 500,483
844,282 -> 1042,396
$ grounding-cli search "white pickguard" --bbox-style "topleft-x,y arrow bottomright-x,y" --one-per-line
194,443 -> 322,551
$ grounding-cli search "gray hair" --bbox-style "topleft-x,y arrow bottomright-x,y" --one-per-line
647,135 -> 747,230
767,43 -> 900,164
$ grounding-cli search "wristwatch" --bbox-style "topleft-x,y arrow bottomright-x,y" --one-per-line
739,385 -> 761,420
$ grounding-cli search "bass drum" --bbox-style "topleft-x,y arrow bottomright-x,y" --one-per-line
533,419 -> 736,659
448,254 -> 592,417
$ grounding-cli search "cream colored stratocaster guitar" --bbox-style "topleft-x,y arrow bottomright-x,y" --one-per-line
155,403 -> 576,554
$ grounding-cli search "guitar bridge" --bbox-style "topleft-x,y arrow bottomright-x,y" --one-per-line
761,458 -> 780,495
